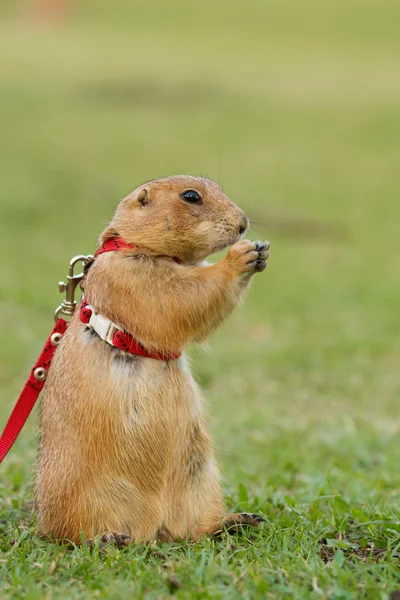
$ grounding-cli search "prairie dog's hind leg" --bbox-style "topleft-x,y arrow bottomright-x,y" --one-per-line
160,426 -> 226,541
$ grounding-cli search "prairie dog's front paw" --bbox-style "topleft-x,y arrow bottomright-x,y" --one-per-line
253,240 -> 270,273
226,239 -> 270,276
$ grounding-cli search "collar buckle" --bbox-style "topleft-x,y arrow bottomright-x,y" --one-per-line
87,308 -> 120,345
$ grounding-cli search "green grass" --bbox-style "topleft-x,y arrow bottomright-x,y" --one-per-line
1,1 -> 400,598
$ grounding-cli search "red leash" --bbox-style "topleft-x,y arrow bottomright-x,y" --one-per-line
0,238 -> 180,463
0,319 -> 68,462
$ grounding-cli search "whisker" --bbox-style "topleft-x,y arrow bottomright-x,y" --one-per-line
249,212 -> 349,242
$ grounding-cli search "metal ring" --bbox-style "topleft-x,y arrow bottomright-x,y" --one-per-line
34,367 -> 47,381
50,332 -> 63,346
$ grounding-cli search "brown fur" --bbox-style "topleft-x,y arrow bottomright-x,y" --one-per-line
34,175 -> 269,544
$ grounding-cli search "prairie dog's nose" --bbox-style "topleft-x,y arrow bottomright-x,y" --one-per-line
238,213 -> 249,236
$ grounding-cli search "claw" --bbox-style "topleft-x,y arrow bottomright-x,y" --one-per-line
250,513 -> 266,523
253,241 -> 269,252
216,511 -> 266,535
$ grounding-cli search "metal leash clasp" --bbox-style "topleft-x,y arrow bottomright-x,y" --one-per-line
54,254 -> 93,322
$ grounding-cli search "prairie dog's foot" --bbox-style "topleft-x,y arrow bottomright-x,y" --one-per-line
155,525 -> 174,543
226,240 -> 270,276
86,532 -> 131,549
213,512 -> 266,536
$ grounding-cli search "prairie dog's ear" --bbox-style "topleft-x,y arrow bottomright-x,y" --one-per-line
137,187 -> 150,206
126,186 -> 150,207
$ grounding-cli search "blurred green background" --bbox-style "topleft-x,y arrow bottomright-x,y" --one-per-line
0,1 -> 399,598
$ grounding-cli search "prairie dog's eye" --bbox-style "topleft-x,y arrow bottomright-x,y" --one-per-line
180,189 -> 202,204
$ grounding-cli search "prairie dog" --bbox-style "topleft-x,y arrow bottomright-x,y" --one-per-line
35,175 -> 270,544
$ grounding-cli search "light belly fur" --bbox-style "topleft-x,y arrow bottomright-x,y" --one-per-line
35,316 -> 222,542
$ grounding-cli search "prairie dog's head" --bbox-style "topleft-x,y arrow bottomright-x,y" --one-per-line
100,176 -> 248,263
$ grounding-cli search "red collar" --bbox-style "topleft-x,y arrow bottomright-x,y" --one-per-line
93,237 -> 140,257
81,238 -> 181,361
